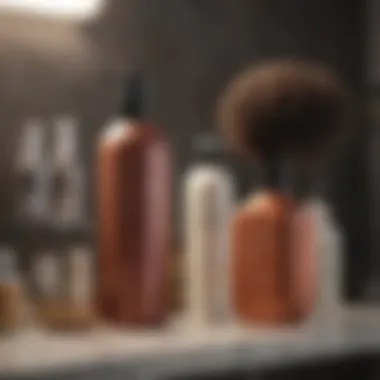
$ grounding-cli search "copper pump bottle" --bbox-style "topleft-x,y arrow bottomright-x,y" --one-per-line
232,159 -> 315,324
97,77 -> 171,325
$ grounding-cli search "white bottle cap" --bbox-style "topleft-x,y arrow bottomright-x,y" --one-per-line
54,115 -> 79,167
17,119 -> 44,170
0,247 -> 17,281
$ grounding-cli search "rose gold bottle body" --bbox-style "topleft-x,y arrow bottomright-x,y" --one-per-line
97,118 -> 171,326
232,190 -> 315,325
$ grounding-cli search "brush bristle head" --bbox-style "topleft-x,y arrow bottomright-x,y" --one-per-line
217,60 -> 353,162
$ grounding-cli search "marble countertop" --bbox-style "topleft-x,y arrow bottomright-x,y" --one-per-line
2,306 -> 380,380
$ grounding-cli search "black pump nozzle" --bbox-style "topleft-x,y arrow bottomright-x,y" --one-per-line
119,75 -> 144,118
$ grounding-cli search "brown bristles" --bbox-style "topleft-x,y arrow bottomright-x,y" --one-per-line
217,59 -> 353,163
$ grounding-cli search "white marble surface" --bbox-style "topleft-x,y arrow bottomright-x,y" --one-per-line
1,306 -> 380,379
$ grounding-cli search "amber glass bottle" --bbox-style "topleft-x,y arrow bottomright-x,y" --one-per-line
97,77 -> 171,325
232,159 -> 314,324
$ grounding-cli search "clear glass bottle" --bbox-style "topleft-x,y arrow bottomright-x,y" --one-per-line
183,133 -> 235,326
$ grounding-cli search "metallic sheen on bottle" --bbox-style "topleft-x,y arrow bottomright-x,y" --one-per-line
97,78 -> 171,325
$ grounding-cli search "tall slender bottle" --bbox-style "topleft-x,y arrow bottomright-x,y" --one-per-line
51,116 -> 86,228
97,76 -> 171,325
183,133 -> 235,326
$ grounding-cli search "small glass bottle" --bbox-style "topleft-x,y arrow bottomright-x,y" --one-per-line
0,247 -> 24,334
183,133 -> 235,326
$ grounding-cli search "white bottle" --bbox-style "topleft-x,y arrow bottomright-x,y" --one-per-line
307,197 -> 344,322
183,134 -> 235,327
51,116 -> 85,227
15,119 -> 48,222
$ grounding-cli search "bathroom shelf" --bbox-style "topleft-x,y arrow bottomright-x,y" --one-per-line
2,307 -> 380,380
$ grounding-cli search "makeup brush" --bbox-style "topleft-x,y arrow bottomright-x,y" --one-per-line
217,59 -> 353,163
217,60 -> 354,326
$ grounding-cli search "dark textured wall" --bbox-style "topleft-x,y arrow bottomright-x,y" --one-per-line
0,0 -> 369,299
366,0 -> 380,298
